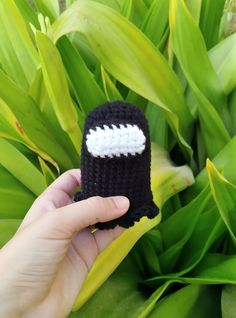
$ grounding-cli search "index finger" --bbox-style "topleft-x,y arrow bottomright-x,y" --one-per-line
43,168 -> 81,197
18,169 -> 81,231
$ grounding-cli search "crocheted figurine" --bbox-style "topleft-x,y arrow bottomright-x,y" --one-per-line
74,101 -> 159,229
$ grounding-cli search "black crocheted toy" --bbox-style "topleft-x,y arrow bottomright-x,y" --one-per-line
74,101 -> 159,229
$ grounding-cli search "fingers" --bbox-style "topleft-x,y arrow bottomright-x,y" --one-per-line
43,169 -> 81,199
71,226 -> 125,271
37,196 -> 129,239
19,169 -> 81,231
93,226 -> 125,252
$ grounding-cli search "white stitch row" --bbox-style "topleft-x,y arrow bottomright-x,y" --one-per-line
86,124 -> 146,158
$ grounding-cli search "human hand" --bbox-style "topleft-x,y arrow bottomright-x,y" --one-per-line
0,169 -> 129,318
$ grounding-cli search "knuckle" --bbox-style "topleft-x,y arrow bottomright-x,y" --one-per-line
88,196 -> 105,208
87,196 -> 115,211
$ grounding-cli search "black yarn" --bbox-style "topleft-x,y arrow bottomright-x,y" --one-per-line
74,101 -> 159,229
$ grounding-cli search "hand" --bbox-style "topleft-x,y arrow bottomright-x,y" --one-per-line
0,169 -> 129,318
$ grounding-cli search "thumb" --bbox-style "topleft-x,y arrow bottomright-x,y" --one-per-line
35,196 -> 129,239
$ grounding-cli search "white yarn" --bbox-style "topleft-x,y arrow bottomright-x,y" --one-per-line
86,124 -> 146,158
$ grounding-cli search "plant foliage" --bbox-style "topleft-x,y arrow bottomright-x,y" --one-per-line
1,0 -> 236,317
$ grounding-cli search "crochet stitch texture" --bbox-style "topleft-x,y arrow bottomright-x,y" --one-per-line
74,101 -> 159,229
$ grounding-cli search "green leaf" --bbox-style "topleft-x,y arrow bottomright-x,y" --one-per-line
70,33 -> 98,71
149,284 -> 221,318
0,219 -> 22,248
38,157 -> 56,186
120,0 -> 148,27
175,208 -> 225,274
0,0 -> 38,90
169,0 -> 225,111
52,0 -> 193,155
0,164 -> 35,219
220,0 -> 236,39
90,0 -> 123,10
29,67 -> 47,111
185,0 -> 202,24
0,70 -> 73,170
144,208 -> 226,288
0,138 -> 46,196
101,65 -> 123,101
187,253 -> 236,284
56,35 -> 106,113
158,186 -> 211,273
229,88 -> 236,135
207,159 -> 236,247
209,33 -> 236,94
131,234 -> 162,277
196,91 -> 230,158
185,135 -> 236,201
35,31 -> 82,154
151,144 -> 194,208
28,68 -> 80,167
141,0 -> 169,46
145,103 -> 168,148
131,228 -> 163,277
170,0 -> 230,158
76,258 -> 146,318
33,0 -> 59,21
145,253 -> 236,287
14,0 -> 40,30
137,281 -> 174,318
199,0 -> 226,49
222,285 -> 236,318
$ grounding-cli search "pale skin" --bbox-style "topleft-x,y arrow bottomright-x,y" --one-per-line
0,169 -> 129,318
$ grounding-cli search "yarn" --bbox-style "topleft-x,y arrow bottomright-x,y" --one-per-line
74,101 -> 159,229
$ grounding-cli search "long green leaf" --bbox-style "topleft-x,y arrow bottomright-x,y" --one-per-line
0,219 -> 22,248
141,0 -> 169,46
100,65 -> 123,101
137,281 -> 175,318
185,136 -> 236,201
120,0 -> 148,27
144,208 -> 225,288
0,0 -> 38,90
0,164 -> 35,219
145,103 -> 168,148
209,33 -> 236,94
196,90 -> 230,158
187,253 -> 236,284
149,284 -> 221,318
199,0 -> 226,49
56,35 -> 106,113
151,144 -> 194,208
145,253 -> 236,285
52,0 -> 193,155
77,258 -> 146,318
0,70 -> 73,170
29,68 -> 80,167
35,31 -> 82,154
169,0 -> 225,111
0,138 -> 46,196
221,285 -> 236,318
185,0 -> 202,24
207,160 -> 236,247
33,0 -> 59,21
158,186 -> 210,273
14,0 -> 40,30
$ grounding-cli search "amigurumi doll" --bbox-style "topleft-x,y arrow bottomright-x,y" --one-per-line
74,101 -> 159,229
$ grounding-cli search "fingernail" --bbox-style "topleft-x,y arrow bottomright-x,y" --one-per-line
111,196 -> 129,209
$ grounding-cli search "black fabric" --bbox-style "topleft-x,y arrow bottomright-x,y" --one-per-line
74,101 -> 159,229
